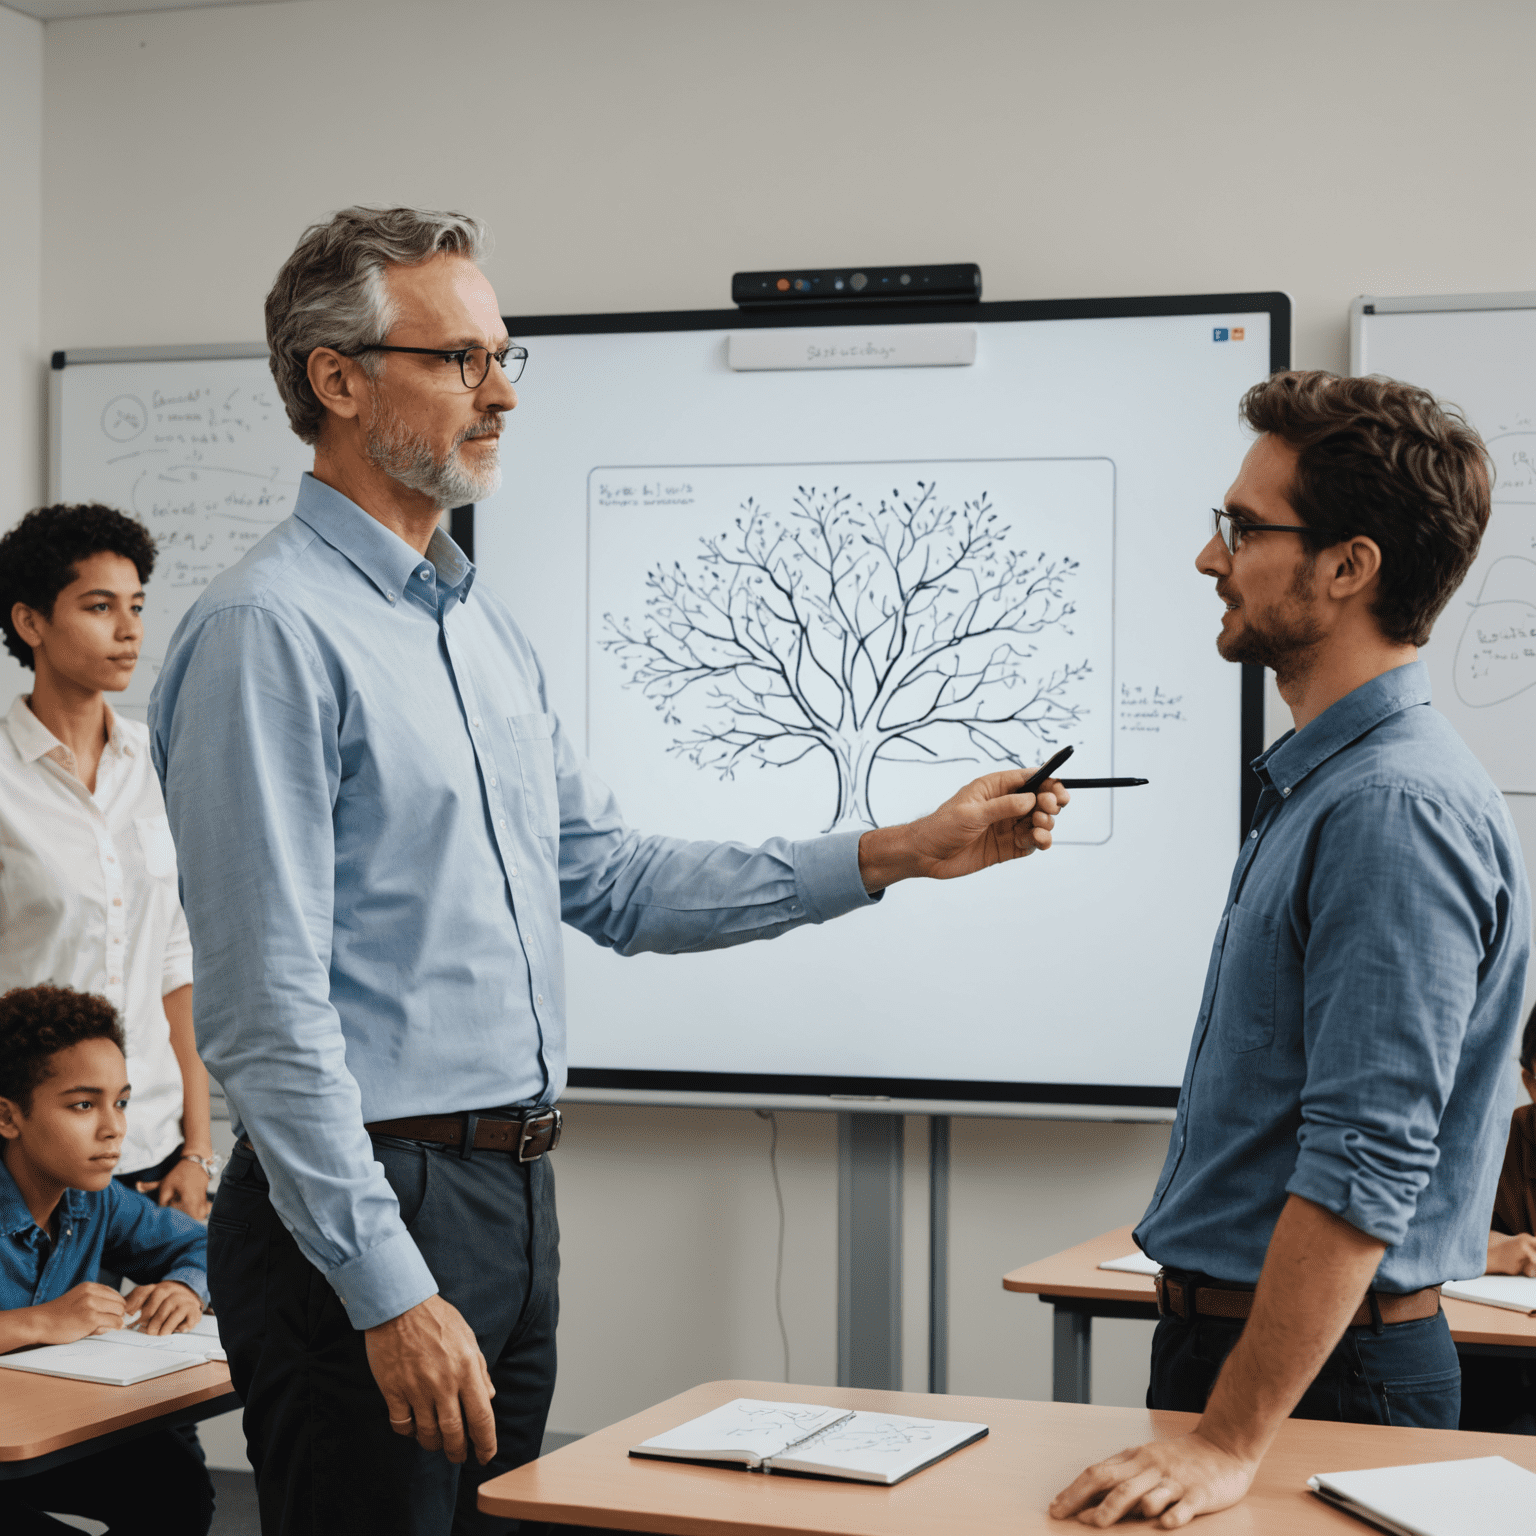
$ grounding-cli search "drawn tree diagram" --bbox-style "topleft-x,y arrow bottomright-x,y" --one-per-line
601,480 -> 1091,832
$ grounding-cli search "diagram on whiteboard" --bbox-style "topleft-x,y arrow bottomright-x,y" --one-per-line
1423,420 -> 1536,791
590,458 -> 1115,839
57,359 -> 310,712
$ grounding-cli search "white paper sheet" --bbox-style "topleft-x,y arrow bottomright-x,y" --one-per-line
1309,1455 -> 1536,1536
1440,1275 -> 1536,1314
632,1399 -> 851,1466
0,1340 -> 199,1386
1098,1251 -> 1160,1276
768,1410 -> 989,1485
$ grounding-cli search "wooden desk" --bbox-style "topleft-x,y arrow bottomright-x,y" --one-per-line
1002,1224 -> 1536,1403
477,1377 -> 1536,1534
0,1359 -> 238,1479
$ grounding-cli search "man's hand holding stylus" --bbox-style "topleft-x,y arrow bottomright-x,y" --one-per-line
857,768 -> 1069,893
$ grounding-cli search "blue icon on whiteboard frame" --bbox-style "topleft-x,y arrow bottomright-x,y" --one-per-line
1212,327 -> 1230,342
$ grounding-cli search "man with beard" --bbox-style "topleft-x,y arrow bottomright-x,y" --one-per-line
1052,372 -> 1530,1530
148,207 -> 1068,1536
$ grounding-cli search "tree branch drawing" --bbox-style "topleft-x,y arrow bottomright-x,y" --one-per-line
601,481 -> 1092,832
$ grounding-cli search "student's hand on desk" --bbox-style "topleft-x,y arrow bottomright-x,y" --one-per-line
123,1280 -> 203,1335
1049,1429 -> 1259,1529
365,1294 -> 497,1466
30,1281 -> 127,1344
139,1157 -> 213,1221
857,770 -> 1069,892
1487,1230 -> 1536,1276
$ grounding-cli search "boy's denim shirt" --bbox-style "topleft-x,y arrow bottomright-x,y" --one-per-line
0,1155 -> 208,1311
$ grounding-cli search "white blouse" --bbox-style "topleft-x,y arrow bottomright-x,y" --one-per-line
0,694 -> 194,1172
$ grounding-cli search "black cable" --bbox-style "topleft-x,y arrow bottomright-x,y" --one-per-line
755,1109 -> 791,1381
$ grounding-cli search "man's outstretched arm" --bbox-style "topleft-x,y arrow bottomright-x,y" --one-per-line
1050,1195 -> 1386,1529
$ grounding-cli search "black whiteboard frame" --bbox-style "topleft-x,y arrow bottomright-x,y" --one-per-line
498,290 -> 1288,1111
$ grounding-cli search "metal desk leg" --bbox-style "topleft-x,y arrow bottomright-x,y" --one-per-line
1053,1306 -> 1092,1403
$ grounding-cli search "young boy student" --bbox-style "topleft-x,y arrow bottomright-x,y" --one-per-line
1462,1000 -> 1536,1435
0,983 -> 214,1536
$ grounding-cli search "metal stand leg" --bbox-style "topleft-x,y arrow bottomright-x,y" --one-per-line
837,1112 -> 903,1389
1053,1307 -> 1093,1403
928,1116 -> 949,1394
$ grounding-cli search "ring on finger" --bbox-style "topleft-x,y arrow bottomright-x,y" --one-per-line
389,1415 -> 414,1426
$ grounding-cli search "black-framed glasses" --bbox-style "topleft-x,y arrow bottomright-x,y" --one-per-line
346,342 -> 528,389
1211,507 -> 1313,555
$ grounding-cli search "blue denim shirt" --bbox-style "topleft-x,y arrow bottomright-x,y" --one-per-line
148,475 -> 878,1331
1136,662 -> 1530,1293
0,1154 -> 208,1314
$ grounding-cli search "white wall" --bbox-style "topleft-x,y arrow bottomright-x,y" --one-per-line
0,5 -> 44,708
25,0 -> 1536,1458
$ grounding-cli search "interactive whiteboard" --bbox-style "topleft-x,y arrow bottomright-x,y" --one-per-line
1352,294 -> 1536,793
478,295 -> 1288,1107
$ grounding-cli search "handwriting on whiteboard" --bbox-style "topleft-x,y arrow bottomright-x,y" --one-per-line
62,359 -> 310,711
1119,683 -> 1186,733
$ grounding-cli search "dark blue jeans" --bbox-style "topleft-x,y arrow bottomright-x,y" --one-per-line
1149,1304 -> 1461,1427
209,1136 -> 562,1536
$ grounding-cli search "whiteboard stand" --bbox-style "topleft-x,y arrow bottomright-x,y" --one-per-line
837,1112 -> 903,1389
928,1115 -> 950,1394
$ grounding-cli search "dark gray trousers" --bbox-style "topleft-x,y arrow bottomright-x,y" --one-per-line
209,1136 -> 561,1536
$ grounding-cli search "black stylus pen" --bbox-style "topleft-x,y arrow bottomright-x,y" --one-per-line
1058,777 -> 1150,788
1019,744 -> 1074,796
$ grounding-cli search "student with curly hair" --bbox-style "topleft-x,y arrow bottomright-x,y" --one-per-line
0,504 -> 217,1221
0,983 -> 212,1534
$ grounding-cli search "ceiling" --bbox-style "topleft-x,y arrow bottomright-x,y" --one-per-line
4,0 -> 294,18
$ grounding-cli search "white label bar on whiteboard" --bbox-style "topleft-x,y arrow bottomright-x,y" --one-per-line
728,324 -> 977,372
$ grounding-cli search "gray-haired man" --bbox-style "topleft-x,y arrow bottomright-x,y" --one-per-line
151,207 -> 1068,1535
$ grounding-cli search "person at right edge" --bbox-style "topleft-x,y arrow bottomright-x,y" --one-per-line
1051,371 -> 1531,1529
1460,1000 -> 1536,1435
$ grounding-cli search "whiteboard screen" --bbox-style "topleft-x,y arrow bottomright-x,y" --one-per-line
478,297 -> 1286,1104
50,355 -> 311,717
1355,303 -> 1536,794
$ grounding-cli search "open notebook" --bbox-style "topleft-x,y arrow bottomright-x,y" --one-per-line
630,1398 -> 988,1486
1440,1274 -> 1536,1314
1308,1455 -> 1536,1536
0,1315 -> 224,1387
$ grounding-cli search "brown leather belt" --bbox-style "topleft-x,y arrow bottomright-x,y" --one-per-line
364,1109 -> 562,1163
1155,1270 -> 1440,1329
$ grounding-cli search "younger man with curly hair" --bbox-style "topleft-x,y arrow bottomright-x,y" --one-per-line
0,983 -> 213,1535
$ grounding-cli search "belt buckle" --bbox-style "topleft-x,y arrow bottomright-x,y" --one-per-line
517,1108 -> 562,1163
1154,1270 -> 1186,1321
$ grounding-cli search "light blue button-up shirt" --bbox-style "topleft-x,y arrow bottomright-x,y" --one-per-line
149,474 -> 876,1329
1136,662 -> 1530,1293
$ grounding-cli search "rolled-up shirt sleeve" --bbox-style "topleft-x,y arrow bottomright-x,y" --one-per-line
550,710 -> 880,954
1287,785 -> 1499,1246
152,604 -> 436,1331
161,898 -> 194,997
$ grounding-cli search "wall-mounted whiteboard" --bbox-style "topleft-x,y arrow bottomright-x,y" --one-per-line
48,345 -> 310,718
478,295 -> 1288,1108
1352,294 -> 1536,794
